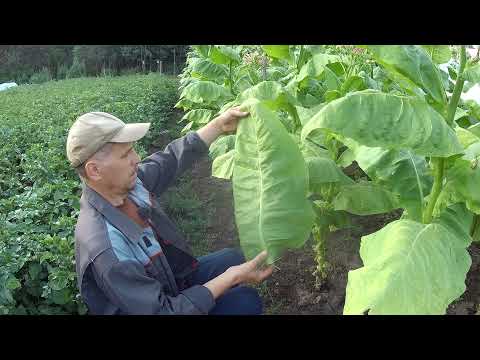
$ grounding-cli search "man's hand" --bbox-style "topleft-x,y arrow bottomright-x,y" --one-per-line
213,106 -> 249,133
227,250 -> 273,286
197,106 -> 249,147
203,250 -> 273,300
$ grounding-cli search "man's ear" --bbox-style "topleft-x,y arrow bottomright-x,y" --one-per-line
84,160 -> 102,181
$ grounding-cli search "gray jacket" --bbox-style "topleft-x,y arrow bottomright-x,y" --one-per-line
74,132 -> 215,315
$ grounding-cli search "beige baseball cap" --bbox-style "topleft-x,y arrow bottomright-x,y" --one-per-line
66,112 -> 151,168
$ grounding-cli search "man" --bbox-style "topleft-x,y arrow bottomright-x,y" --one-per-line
66,109 -> 273,315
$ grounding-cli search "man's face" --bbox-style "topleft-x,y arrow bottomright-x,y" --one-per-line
95,142 -> 141,193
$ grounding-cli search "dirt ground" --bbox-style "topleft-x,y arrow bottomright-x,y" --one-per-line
185,156 -> 479,315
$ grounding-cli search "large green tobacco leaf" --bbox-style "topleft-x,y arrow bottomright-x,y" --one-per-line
344,203 -> 473,315
295,103 -> 325,126
262,45 -> 291,60
300,138 -> 331,159
301,90 -> 462,157
238,81 -> 300,126
192,46 -> 211,58
324,90 -> 341,103
181,109 -> 215,125
191,59 -> 228,82
366,45 -> 447,105
455,126 -> 479,149
266,67 -> 289,81
238,81 -> 293,104
209,46 -> 241,65
333,183 -> 400,216
434,133 -> 480,216
468,122 -> 480,139
296,53 -> 341,87
306,157 -> 354,195
340,75 -> 367,95
212,150 -> 235,179
209,135 -> 236,160
462,64 -> 480,84
180,81 -> 233,105
321,67 -> 341,91
233,101 -> 315,263
338,141 -> 432,222
435,159 -> 480,216
312,201 -> 351,230
454,107 -> 469,123
421,45 -> 452,64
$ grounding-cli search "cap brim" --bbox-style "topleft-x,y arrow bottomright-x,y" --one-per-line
110,123 -> 151,143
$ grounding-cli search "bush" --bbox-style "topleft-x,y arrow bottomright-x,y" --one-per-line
119,67 -> 140,76
67,59 -> 86,79
0,74 -> 179,314
56,64 -> 70,80
29,67 -> 52,84
15,72 -> 32,85
99,67 -> 116,77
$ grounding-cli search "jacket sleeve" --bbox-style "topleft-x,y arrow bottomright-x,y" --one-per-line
98,259 -> 215,315
137,131 -> 209,197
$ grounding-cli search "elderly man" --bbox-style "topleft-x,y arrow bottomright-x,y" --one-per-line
66,108 -> 273,315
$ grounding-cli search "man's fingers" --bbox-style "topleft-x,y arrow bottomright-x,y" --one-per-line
231,109 -> 249,118
251,250 -> 268,267
229,106 -> 249,117
259,266 -> 273,280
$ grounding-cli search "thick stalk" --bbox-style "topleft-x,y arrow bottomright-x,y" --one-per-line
423,46 -> 467,223
297,45 -> 304,71
470,214 -> 480,238
445,46 -> 467,126
423,158 -> 445,223
312,224 -> 330,288
229,61 -> 233,94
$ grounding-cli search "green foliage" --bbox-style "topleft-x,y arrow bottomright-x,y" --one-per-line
365,45 -> 447,106
29,67 -> 52,84
232,101 -> 315,263
209,135 -> 236,160
177,45 -> 480,314
0,74 -> 179,314
261,45 -> 291,61
421,45 -> 452,64
344,204 -> 473,314
332,182 -> 400,216
462,63 -> 480,84
212,150 -> 235,179
0,45 -> 188,84
56,63 -> 70,80
302,90 -> 462,157
66,58 -> 87,79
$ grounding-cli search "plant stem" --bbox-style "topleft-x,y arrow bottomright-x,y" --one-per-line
423,158 -> 445,223
470,214 -> 480,238
297,45 -> 304,71
423,46 -> 467,223
445,46 -> 467,126
312,224 -> 330,288
229,61 -> 233,94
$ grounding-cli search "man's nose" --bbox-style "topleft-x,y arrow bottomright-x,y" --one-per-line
132,151 -> 140,168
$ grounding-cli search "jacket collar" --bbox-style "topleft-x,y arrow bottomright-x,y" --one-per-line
82,183 -> 144,244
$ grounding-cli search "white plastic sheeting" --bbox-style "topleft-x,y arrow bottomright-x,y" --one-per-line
0,82 -> 18,91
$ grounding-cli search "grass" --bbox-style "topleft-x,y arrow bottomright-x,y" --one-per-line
161,171 -> 211,257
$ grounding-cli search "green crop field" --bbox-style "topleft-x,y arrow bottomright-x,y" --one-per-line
0,74 -> 179,314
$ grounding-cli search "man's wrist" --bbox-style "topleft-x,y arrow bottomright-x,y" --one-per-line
225,266 -> 242,287
211,116 -> 224,134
